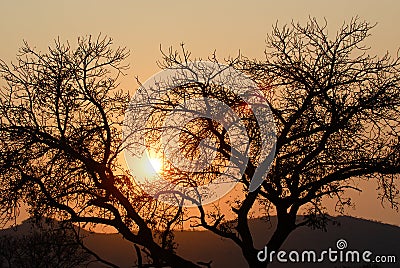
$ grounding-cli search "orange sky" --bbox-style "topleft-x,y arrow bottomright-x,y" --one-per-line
0,0 -> 399,227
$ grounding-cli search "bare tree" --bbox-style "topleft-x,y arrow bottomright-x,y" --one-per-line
139,17 -> 400,267
238,17 -> 400,264
0,35 -> 202,268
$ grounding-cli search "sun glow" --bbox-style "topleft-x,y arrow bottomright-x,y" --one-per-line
148,157 -> 163,174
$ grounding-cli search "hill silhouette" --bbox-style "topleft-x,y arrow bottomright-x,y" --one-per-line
1,216 -> 399,268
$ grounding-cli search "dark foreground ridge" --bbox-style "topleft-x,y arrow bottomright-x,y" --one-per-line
1,216 -> 399,268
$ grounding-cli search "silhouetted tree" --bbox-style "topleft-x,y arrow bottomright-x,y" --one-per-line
235,17 -> 400,266
140,17 -> 400,267
0,36 -> 202,267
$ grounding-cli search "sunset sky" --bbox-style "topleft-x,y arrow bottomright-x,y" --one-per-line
0,0 -> 399,226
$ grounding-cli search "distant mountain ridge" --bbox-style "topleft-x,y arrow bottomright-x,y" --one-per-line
1,216 -> 399,268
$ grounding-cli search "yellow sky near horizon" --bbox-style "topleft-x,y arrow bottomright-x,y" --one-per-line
0,0 -> 399,227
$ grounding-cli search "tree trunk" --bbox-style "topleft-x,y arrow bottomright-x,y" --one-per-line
241,244 -> 265,268
147,241 -> 202,268
243,209 -> 296,268
134,244 -> 143,268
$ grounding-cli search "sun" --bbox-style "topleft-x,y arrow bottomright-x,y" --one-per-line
148,157 -> 163,173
